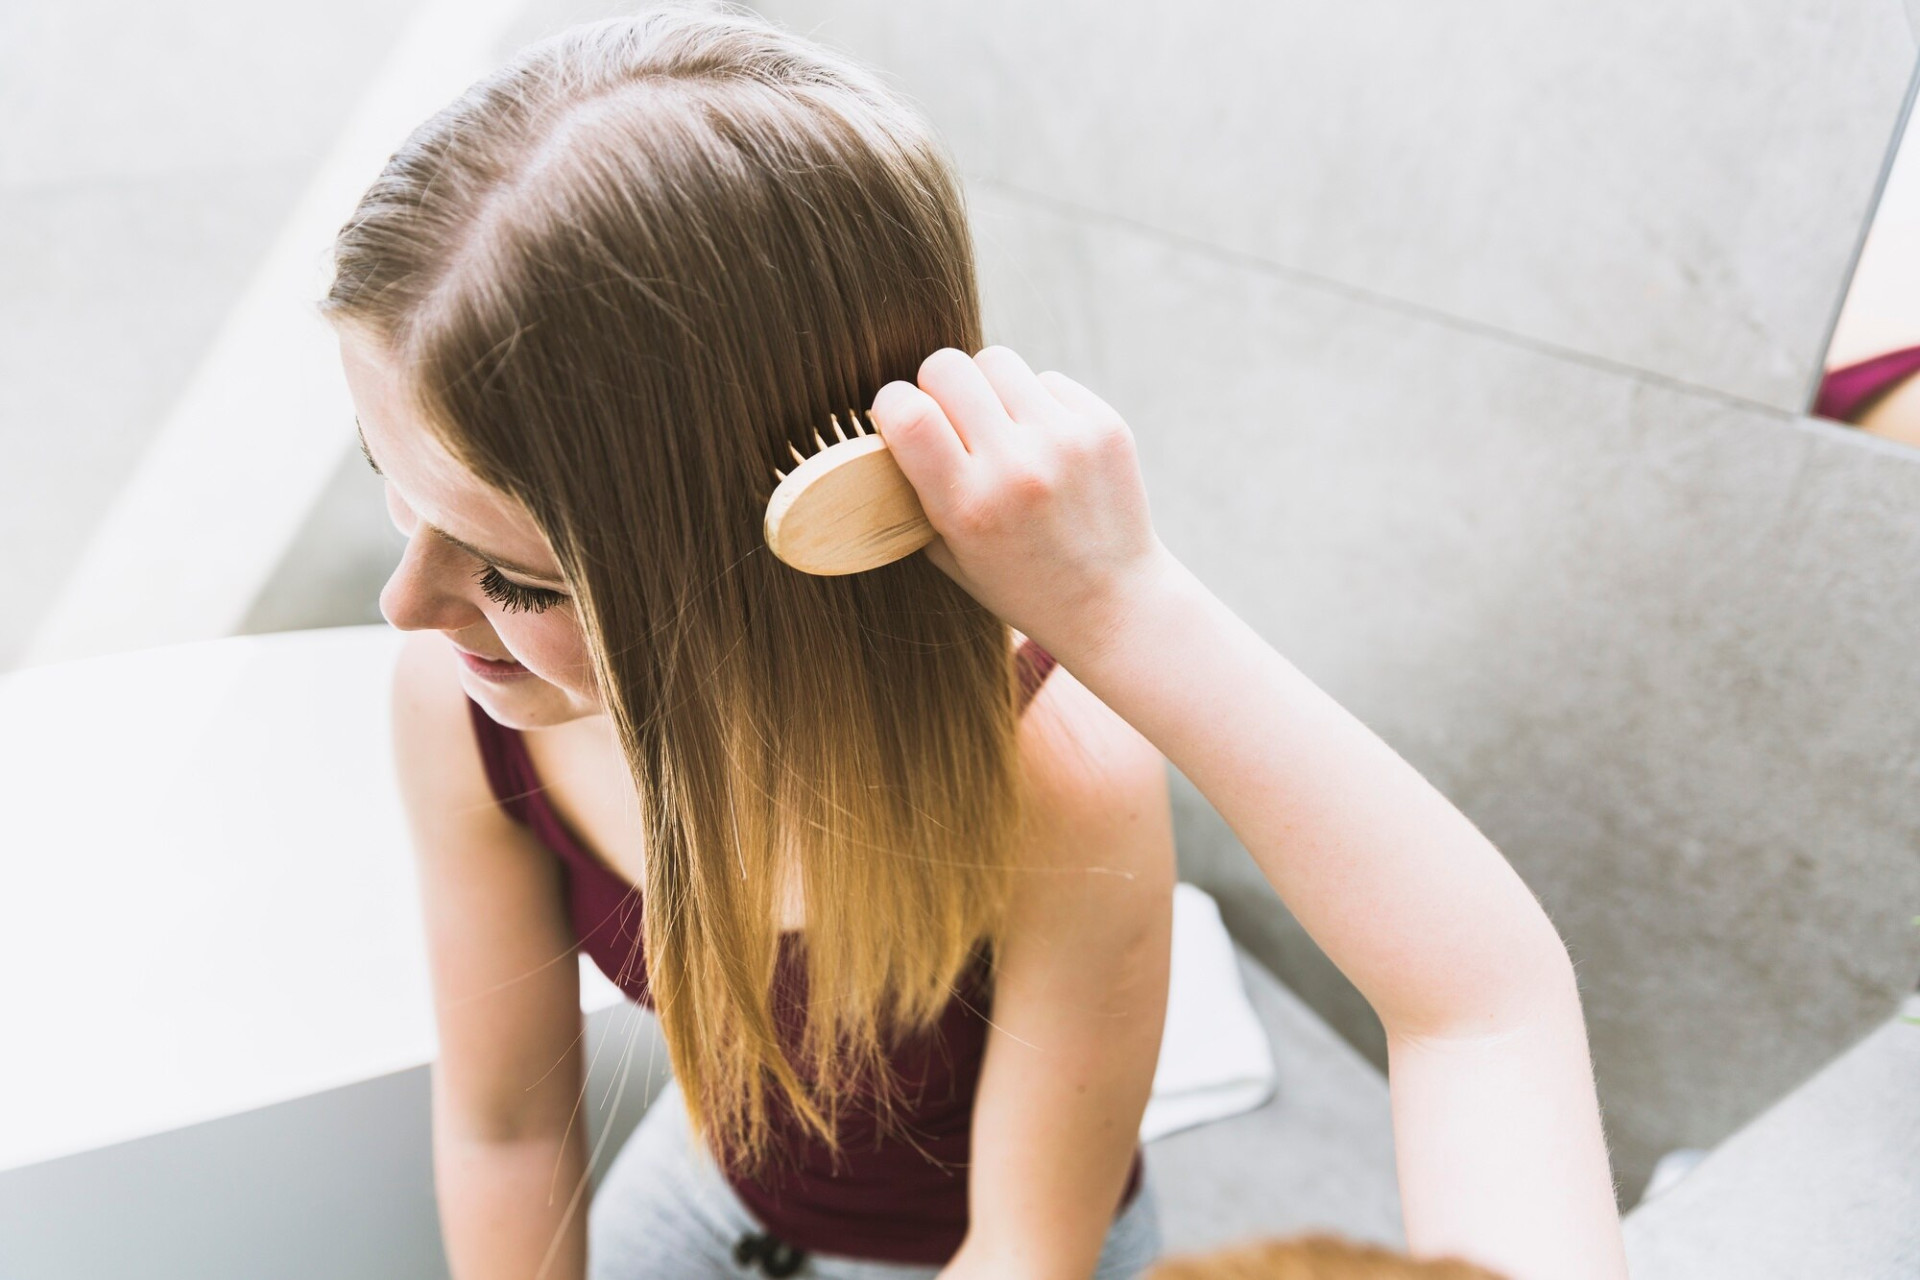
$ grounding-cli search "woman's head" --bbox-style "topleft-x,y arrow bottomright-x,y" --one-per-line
1148,1236 -> 1507,1280
326,4 -> 1021,1166
340,331 -> 600,725
329,3 -> 983,730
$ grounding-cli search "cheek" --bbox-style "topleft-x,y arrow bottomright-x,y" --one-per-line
497,610 -> 597,693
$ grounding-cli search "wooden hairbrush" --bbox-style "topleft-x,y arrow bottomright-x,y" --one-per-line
763,409 -> 935,575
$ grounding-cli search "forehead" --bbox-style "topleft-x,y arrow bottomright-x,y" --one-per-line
336,327 -> 562,579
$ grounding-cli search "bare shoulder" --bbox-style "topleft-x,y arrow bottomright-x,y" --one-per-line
1015,661 -> 1173,877
389,628 -> 502,829
1002,659 -> 1175,988
1020,661 -> 1167,807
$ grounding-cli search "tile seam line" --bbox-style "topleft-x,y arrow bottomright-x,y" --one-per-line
967,175 -> 1803,424
1802,49 -> 1920,409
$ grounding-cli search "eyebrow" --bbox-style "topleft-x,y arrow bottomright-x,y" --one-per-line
358,421 -> 568,586
436,529 -> 569,586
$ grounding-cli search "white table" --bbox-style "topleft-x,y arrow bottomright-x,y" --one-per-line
0,625 -> 645,1280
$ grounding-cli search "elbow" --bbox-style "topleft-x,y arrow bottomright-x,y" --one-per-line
437,1109 -> 564,1150
430,1068 -> 580,1149
1385,916 -> 1588,1047
1479,919 -> 1587,1041
1473,888 -> 1587,1036
1519,913 -> 1584,1013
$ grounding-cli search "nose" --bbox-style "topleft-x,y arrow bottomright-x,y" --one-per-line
377,487 -> 484,634
378,541 -> 477,633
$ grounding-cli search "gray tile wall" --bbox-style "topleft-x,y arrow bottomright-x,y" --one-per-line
743,0 -> 1920,1200
230,0 -> 1920,1205
757,0 -> 1914,412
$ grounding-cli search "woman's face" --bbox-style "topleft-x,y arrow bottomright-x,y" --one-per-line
337,327 -> 604,731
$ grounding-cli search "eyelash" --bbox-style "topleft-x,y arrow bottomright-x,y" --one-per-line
473,564 -> 567,614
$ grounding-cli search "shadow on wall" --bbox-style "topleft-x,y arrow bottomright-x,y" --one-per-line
240,442 -> 402,636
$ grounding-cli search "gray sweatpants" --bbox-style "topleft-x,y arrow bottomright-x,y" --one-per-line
587,1079 -> 1164,1279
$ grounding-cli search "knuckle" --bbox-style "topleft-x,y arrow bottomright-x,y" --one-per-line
1004,460 -> 1056,503
1057,430 -> 1098,466
895,397 -> 938,434
872,383 -> 938,437
918,346 -> 970,384
947,492 -> 995,537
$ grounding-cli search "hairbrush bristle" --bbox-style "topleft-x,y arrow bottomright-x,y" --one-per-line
764,404 -> 935,575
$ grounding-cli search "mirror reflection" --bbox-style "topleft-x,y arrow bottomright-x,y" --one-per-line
1819,99 -> 1920,445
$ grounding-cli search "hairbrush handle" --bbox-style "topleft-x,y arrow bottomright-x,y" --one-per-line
764,423 -> 936,575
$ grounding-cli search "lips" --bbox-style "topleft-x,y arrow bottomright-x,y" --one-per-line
451,640 -> 533,679
459,647 -> 519,665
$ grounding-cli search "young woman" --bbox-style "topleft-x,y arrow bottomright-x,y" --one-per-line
328,9 -> 1173,1279
866,348 -> 1631,1280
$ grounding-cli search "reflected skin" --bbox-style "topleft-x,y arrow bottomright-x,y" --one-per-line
335,327 -> 604,732
1853,370 -> 1920,449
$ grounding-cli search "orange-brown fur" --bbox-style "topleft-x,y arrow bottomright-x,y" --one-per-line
1149,1235 -> 1507,1280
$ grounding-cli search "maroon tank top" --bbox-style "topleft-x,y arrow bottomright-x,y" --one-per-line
463,638 -> 1144,1264
1815,344 -> 1920,423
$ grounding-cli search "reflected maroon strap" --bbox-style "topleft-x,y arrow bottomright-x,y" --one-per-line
1815,344 -> 1920,423
1015,637 -> 1057,708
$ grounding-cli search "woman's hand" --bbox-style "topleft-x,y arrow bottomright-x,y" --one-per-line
869,346 -> 1174,666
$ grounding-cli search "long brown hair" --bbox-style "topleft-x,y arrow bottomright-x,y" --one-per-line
322,5 -> 1020,1169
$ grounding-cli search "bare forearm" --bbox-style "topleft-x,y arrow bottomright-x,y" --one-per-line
1389,1006 -> 1624,1279
1058,553 -> 1568,1035
960,985 -> 1161,1280
1057,556 -> 1625,1276
954,1062 -> 1155,1280
435,1120 -> 590,1280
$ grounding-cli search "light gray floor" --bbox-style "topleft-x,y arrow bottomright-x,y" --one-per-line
1624,996 -> 1920,1278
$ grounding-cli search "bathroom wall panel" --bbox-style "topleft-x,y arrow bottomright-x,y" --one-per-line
970,187 -> 1920,1198
757,0 -> 1915,412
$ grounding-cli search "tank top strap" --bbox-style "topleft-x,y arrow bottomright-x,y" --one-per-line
1014,635 -> 1057,711
463,695 -> 542,824
1815,343 -> 1920,423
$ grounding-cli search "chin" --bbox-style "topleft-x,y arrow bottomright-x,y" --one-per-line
461,669 -> 573,730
